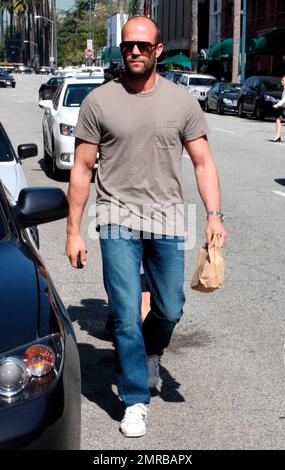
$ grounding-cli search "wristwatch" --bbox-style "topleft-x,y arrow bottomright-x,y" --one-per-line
207,210 -> 225,223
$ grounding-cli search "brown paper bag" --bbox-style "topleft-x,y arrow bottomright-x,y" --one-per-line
191,233 -> 224,292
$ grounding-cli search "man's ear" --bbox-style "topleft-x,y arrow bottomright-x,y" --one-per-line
156,43 -> 164,59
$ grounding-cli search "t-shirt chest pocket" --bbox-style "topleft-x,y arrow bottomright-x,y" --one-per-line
155,120 -> 179,149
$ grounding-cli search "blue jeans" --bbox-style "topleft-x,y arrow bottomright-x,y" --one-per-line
99,225 -> 185,406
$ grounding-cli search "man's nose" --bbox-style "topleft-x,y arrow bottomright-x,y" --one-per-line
131,44 -> 140,55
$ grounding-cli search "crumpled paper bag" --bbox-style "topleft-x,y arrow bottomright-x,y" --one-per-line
191,233 -> 224,292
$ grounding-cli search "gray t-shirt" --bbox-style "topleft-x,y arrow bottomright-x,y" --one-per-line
74,75 -> 208,236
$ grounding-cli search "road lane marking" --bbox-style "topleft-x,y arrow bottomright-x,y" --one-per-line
272,190 -> 285,198
213,127 -> 235,134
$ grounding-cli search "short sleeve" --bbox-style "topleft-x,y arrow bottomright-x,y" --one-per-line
182,94 -> 209,143
74,93 -> 101,144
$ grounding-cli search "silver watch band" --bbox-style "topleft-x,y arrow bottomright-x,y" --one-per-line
207,210 -> 225,222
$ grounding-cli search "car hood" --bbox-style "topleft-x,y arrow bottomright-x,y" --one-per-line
0,241 -> 38,354
0,162 -> 28,200
189,85 -> 212,92
221,92 -> 240,99
58,107 -> 80,126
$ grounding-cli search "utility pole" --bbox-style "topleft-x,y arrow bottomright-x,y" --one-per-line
190,0 -> 198,72
51,0 -> 57,68
232,0 -> 241,82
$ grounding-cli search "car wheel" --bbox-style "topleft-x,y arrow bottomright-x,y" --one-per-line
12,83 -> 16,88
254,103 -> 265,121
238,102 -> 245,118
204,100 -> 210,112
217,102 -> 224,115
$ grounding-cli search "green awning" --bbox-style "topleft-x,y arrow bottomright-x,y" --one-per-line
208,37 -> 258,60
101,46 -> 122,62
162,53 -> 192,68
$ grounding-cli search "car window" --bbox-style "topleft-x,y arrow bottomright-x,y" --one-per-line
63,84 -> 102,107
221,83 -> 242,93
211,84 -> 220,92
53,83 -> 64,109
189,77 -> 217,86
260,80 -> 282,92
0,126 -> 14,162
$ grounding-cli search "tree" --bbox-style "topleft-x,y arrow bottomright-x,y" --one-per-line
232,0 -> 241,82
189,0 -> 198,73
128,0 -> 142,17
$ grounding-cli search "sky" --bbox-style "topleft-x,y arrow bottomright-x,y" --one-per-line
56,0 -> 75,11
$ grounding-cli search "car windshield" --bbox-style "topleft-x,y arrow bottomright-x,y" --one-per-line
63,84 -> 101,107
0,127 -> 14,162
221,83 -> 242,93
260,80 -> 282,92
190,78 -> 217,86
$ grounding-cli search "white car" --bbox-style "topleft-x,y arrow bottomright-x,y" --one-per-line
39,77 -> 104,178
178,73 -> 217,105
0,122 -> 39,246
0,122 -> 37,200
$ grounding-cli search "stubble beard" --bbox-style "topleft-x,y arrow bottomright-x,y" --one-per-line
124,55 -> 156,79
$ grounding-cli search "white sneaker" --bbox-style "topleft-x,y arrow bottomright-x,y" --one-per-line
147,355 -> 160,388
120,403 -> 148,437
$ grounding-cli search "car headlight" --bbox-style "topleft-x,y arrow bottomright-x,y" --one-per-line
0,333 -> 64,404
223,98 -> 234,105
60,123 -> 75,136
264,94 -> 277,103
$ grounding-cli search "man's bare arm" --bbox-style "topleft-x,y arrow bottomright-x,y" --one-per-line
184,135 -> 227,246
66,138 -> 98,267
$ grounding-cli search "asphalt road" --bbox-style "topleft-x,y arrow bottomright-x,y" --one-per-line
1,75 -> 285,450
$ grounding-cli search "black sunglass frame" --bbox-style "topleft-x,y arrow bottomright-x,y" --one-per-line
120,41 -> 158,53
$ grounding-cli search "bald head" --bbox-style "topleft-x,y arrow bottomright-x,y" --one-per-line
122,16 -> 161,44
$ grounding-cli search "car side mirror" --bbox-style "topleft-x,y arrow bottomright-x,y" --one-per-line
39,99 -> 53,109
18,143 -> 38,159
14,187 -> 69,228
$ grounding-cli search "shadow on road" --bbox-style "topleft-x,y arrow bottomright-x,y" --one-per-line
68,298 -> 186,417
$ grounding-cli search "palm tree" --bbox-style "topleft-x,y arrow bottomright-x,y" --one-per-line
14,0 -> 29,63
232,0 -> 241,82
190,0 -> 198,72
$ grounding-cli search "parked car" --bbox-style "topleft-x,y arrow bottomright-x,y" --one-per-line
237,76 -> 282,120
178,73 -> 218,105
38,76 -> 65,100
39,77 -> 104,177
39,66 -> 51,75
0,182 -> 81,449
0,70 -> 16,88
205,82 -> 242,114
165,70 -> 184,84
14,65 -> 33,74
0,122 -> 37,201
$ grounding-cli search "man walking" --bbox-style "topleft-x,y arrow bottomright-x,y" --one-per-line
66,16 -> 227,437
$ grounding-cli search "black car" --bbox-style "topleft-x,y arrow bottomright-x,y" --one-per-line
0,183 -> 81,449
0,71 -> 16,88
39,76 -> 65,100
205,82 -> 242,114
165,70 -> 183,84
237,76 -> 282,120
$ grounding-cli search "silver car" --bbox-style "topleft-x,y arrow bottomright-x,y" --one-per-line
178,73 -> 218,105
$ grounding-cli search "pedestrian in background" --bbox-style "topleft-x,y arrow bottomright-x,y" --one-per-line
66,16 -> 227,438
271,75 -> 285,142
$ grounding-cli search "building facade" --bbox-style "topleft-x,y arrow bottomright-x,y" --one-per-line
221,0 -> 285,76
156,0 -> 210,54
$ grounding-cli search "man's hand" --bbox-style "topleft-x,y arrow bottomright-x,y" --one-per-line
206,216 -> 227,247
66,233 -> 87,268
273,104 -> 278,109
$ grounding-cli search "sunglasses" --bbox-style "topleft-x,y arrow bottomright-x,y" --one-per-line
120,41 -> 158,54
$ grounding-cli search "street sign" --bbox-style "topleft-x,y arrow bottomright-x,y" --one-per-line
86,49 -> 94,59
